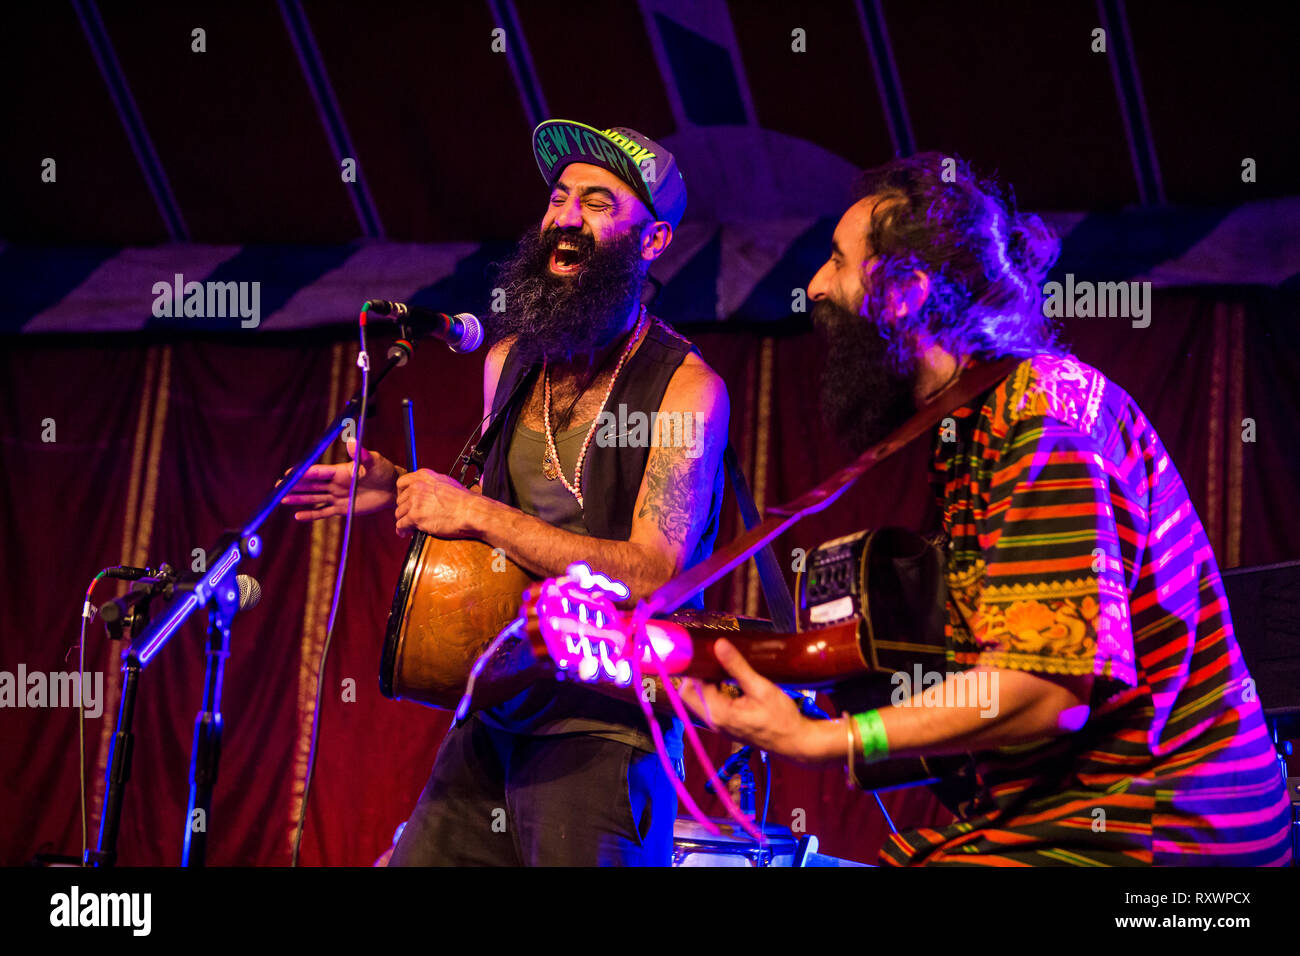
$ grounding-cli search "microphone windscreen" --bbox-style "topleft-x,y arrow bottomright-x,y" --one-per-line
236,574 -> 263,611
453,313 -> 484,353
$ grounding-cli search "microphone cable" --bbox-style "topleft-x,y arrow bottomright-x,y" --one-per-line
73,570 -> 107,866
291,313 -> 371,866
290,320 -> 495,864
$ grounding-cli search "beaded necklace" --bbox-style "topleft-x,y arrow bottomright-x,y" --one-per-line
541,306 -> 649,510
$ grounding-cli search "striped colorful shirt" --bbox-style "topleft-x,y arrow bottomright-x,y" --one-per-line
881,354 -> 1292,867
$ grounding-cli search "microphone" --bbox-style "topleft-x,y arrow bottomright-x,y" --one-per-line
99,573 -> 263,627
362,299 -> 484,354
102,565 -> 157,581
99,565 -> 178,627
234,573 -> 263,611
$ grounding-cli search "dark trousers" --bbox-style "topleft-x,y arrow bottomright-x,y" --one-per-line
389,716 -> 679,866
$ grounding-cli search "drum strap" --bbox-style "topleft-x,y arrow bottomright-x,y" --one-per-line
456,370 -> 533,488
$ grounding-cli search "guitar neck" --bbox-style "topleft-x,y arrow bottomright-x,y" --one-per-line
672,618 -> 869,687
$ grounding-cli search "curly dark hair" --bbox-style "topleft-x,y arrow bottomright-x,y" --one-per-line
854,152 -> 1062,361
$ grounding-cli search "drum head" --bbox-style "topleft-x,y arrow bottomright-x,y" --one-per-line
671,818 -> 798,867
379,531 -> 428,698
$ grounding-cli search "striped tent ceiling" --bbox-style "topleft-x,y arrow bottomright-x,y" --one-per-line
2,0 -> 1296,330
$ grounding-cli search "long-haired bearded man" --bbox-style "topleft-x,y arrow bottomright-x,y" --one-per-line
684,154 -> 1292,867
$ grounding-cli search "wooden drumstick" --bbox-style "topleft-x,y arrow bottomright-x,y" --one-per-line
401,398 -> 418,472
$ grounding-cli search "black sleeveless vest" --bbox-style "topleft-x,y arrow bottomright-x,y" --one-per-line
478,319 -> 723,610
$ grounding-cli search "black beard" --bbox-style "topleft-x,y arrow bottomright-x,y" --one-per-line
813,298 -> 919,455
487,221 -> 648,365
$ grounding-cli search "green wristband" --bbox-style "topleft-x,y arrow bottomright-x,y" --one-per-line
853,709 -> 889,764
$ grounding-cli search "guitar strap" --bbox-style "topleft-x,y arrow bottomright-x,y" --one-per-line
640,357 -> 1021,618
454,367 -> 797,631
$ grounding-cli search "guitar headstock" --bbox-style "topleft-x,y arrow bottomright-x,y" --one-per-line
527,562 -> 693,686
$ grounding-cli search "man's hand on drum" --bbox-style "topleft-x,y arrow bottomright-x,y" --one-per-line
680,638 -> 839,764
394,469 -> 482,539
279,439 -> 402,520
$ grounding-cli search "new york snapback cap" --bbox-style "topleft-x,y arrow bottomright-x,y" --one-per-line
532,119 -> 687,229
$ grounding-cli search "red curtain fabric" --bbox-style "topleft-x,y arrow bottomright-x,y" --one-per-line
3,288 -> 1296,866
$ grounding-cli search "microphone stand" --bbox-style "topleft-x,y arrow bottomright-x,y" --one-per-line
700,689 -> 826,850
180,577 -> 245,866
88,330 -> 421,867
86,568 -> 177,867
707,746 -> 757,818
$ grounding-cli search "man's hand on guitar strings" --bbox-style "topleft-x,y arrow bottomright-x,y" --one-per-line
680,638 -> 838,764
395,468 -> 482,539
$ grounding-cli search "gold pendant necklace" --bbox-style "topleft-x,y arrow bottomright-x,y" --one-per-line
542,451 -> 561,480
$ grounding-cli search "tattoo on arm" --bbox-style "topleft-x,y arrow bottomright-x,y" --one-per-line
637,447 -> 699,546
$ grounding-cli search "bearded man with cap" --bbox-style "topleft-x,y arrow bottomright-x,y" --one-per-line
285,121 -> 728,866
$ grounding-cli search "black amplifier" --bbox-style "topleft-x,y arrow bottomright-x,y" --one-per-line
1222,559 -> 1300,735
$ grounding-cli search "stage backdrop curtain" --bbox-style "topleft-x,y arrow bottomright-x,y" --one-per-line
2,287 -> 1295,866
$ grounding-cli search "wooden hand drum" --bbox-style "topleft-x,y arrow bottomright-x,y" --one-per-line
380,531 -> 534,709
